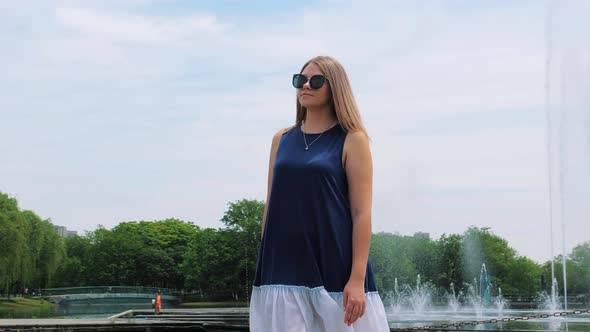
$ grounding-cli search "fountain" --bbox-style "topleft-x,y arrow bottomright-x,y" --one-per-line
404,274 -> 432,316
446,282 -> 461,314
463,278 -> 483,319
384,265 -> 511,319
493,288 -> 508,316
385,278 -> 403,315
383,0 -> 590,329
479,263 -> 492,307
545,0 -> 590,313
382,261 -> 589,331
537,277 -> 561,312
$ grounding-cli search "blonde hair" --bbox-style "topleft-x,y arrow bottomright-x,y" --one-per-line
293,55 -> 370,141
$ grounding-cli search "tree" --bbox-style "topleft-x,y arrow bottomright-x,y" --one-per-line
79,219 -> 198,288
370,232 -> 419,292
0,193 -> 26,296
182,228 -> 242,300
0,193 -> 65,294
220,199 -> 264,300
54,235 -> 93,286
435,233 -> 463,289
461,227 -> 541,297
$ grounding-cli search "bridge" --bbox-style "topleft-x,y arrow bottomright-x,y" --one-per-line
39,286 -> 181,305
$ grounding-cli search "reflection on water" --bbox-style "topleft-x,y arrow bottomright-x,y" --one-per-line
0,301 -> 177,319
2,301 -> 589,331
387,309 -> 590,331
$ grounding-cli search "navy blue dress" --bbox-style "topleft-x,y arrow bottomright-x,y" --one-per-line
249,123 -> 389,331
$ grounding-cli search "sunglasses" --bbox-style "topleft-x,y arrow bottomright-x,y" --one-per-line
292,74 -> 328,89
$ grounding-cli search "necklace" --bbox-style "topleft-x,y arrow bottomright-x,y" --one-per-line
302,120 -> 337,151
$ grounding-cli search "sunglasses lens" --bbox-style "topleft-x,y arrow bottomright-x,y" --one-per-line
293,74 -> 306,88
310,75 -> 326,89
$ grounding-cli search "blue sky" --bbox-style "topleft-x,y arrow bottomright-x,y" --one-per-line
1,0 -> 588,263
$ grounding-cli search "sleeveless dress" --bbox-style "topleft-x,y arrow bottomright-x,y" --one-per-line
250,123 -> 390,331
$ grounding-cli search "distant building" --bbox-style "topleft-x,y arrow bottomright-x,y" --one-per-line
54,225 -> 78,238
413,232 -> 430,240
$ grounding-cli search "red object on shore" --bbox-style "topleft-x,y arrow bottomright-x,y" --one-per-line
155,294 -> 162,313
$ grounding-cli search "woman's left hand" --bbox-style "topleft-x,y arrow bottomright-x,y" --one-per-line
343,279 -> 366,326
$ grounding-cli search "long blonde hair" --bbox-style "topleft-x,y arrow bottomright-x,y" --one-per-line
293,55 -> 370,141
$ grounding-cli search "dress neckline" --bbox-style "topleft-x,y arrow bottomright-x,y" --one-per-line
298,122 -> 340,135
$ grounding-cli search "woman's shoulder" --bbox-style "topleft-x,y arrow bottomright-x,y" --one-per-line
273,124 -> 297,138
270,124 -> 297,147
342,128 -> 370,160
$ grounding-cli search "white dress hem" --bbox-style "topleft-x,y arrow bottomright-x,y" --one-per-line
250,284 -> 390,332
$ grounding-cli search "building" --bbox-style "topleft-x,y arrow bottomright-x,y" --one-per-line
413,231 -> 430,240
54,225 -> 78,238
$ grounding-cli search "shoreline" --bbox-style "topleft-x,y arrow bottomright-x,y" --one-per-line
0,297 -> 56,317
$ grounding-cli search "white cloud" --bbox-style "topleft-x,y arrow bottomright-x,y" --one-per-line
55,7 -> 225,43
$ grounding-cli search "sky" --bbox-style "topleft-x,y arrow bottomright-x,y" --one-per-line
1,0 -> 588,264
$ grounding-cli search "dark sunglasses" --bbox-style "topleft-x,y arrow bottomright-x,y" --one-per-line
292,74 -> 328,89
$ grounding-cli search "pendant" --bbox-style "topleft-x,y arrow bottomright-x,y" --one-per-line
305,146 -> 309,150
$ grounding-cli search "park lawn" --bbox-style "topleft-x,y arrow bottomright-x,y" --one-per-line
0,297 -> 55,310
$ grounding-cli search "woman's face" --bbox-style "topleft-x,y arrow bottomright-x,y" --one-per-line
297,63 -> 332,109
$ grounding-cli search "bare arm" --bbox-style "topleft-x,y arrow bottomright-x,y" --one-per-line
260,128 -> 287,240
345,130 -> 373,283
342,130 -> 373,325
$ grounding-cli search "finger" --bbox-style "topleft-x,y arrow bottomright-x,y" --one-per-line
344,306 -> 353,324
345,296 -> 355,314
351,304 -> 361,323
347,300 -> 359,323
344,301 -> 351,323
360,302 -> 366,317
345,299 -> 357,324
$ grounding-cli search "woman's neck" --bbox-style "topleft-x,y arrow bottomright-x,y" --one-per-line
304,107 -> 338,133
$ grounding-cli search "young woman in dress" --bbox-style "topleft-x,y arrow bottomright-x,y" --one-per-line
250,55 -> 389,331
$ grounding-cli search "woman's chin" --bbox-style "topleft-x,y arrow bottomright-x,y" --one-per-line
300,101 -> 322,109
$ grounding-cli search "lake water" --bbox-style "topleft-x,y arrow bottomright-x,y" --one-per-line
386,308 -> 590,331
0,302 -> 174,319
2,302 -> 590,331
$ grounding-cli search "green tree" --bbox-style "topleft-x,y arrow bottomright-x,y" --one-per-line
435,233 -> 463,289
181,199 -> 264,300
462,227 -> 541,297
182,228 -> 242,300
370,232 -> 419,292
569,242 -> 590,294
220,199 -> 264,300
55,235 -> 93,286
0,193 -> 64,294
0,193 -> 27,296
80,219 -> 198,288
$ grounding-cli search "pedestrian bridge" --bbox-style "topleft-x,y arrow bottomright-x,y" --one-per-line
40,286 -> 181,305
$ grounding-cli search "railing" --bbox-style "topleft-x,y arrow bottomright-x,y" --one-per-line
393,293 -> 590,309
40,286 -> 179,296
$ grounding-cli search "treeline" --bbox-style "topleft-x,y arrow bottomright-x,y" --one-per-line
370,230 -> 589,297
1,191 -> 588,300
0,192 -> 262,301
0,193 -> 64,295
54,198 -> 263,301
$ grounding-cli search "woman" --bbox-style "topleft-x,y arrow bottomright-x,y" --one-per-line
250,56 -> 389,331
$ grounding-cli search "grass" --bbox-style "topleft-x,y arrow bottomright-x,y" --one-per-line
178,301 -> 248,308
0,297 -> 56,310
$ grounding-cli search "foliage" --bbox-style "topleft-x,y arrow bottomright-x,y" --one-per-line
370,227 -> 545,297
543,241 -> 590,296
0,193 -> 64,296
1,191 -> 588,300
